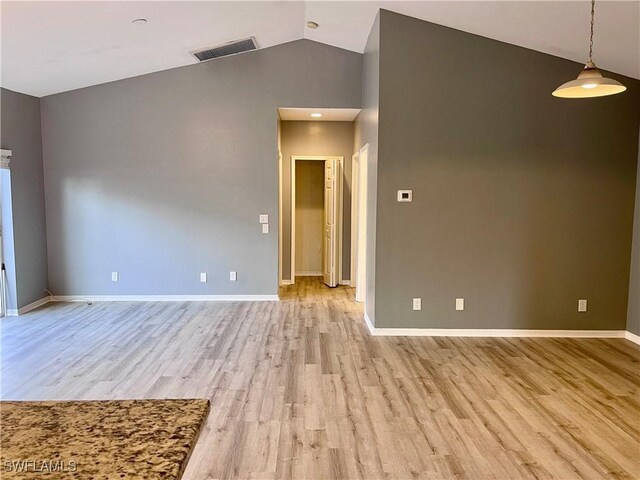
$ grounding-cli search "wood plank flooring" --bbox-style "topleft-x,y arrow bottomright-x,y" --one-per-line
1,277 -> 639,479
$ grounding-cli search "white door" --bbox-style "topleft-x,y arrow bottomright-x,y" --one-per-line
323,158 -> 338,287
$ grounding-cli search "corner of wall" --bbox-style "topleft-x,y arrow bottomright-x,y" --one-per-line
627,129 -> 640,336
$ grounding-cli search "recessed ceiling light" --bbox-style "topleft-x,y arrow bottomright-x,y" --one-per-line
132,18 -> 147,25
306,21 -> 319,29
310,113 -> 322,118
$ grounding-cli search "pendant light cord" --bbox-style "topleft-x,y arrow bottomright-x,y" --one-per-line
588,0 -> 595,63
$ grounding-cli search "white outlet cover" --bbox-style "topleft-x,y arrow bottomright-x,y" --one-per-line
578,299 -> 587,312
397,190 -> 413,202
259,214 -> 269,224
200,272 -> 207,283
262,224 -> 269,234
412,298 -> 421,311
111,272 -> 119,282
456,298 -> 464,311
230,271 -> 237,282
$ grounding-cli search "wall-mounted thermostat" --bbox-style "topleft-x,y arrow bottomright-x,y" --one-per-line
397,190 -> 413,202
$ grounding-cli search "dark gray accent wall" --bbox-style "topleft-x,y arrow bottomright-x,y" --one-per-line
628,132 -> 640,336
0,88 -> 48,308
354,12 -> 380,323
373,10 -> 640,329
40,40 -> 361,296
280,120 -> 355,282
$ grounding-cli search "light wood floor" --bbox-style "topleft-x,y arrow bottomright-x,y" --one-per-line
2,277 -> 639,479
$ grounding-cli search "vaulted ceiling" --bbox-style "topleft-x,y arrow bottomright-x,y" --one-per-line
2,1 -> 638,97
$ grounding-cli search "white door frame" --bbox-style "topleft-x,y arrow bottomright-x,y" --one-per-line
291,155 -> 343,285
355,144 -> 368,303
350,151 -> 359,289
278,150 -> 284,286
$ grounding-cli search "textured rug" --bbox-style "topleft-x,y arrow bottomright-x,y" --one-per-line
0,398 -> 209,479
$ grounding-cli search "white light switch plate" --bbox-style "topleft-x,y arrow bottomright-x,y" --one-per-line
262,224 -> 269,234
412,298 -> 422,311
456,298 -> 464,311
259,214 -> 269,224
578,299 -> 587,312
200,272 -> 207,283
230,271 -> 237,282
111,272 -> 119,282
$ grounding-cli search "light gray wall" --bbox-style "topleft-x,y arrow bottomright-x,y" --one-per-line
0,88 -> 48,309
40,40 -> 361,296
354,13 -> 380,323
373,10 -> 640,329
628,132 -> 640,336
280,120 -> 355,282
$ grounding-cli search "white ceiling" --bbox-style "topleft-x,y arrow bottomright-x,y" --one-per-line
279,107 -> 361,121
2,1 -> 638,98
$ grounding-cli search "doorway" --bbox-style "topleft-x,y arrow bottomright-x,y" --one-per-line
350,144 -> 368,303
291,156 -> 343,287
276,110 -> 360,294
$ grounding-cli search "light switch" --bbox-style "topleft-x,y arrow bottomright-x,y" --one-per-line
456,298 -> 464,311
412,298 -> 422,311
262,224 -> 269,234
397,190 -> 413,202
578,299 -> 587,312
259,214 -> 269,224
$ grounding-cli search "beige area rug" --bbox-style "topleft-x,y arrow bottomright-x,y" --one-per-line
0,399 -> 209,479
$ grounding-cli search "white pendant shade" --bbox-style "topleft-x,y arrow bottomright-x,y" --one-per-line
553,63 -> 626,98
552,0 -> 626,99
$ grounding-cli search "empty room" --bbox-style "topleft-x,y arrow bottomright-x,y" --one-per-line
1,1 -> 639,479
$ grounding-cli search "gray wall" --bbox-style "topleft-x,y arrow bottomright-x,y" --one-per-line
0,88 -> 48,309
354,13 -> 380,323
628,132 -> 640,336
372,10 -> 640,329
280,120 -> 355,282
40,40 -> 361,296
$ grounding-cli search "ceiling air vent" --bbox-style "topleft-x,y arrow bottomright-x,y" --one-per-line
191,37 -> 258,62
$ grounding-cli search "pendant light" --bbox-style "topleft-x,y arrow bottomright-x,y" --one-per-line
553,0 -> 626,98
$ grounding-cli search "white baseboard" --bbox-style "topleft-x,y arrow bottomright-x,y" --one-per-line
363,315 -> 631,339
625,330 -> 640,345
52,295 -> 279,302
6,296 -> 52,316
295,271 -> 322,276
364,312 -> 375,335
280,280 -> 294,286
339,279 -> 351,286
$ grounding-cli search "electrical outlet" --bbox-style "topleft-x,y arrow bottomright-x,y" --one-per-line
262,224 -> 269,234
111,272 -> 119,282
397,190 -> 413,202
456,298 -> 464,311
259,214 -> 269,224
412,298 -> 421,311
200,272 -> 207,283
230,271 -> 237,282
578,299 -> 587,312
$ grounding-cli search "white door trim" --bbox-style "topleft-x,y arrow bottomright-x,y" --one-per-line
350,151 -> 359,288
355,144 -> 368,303
278,150 -> 283,286
291,155 -> 343,286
